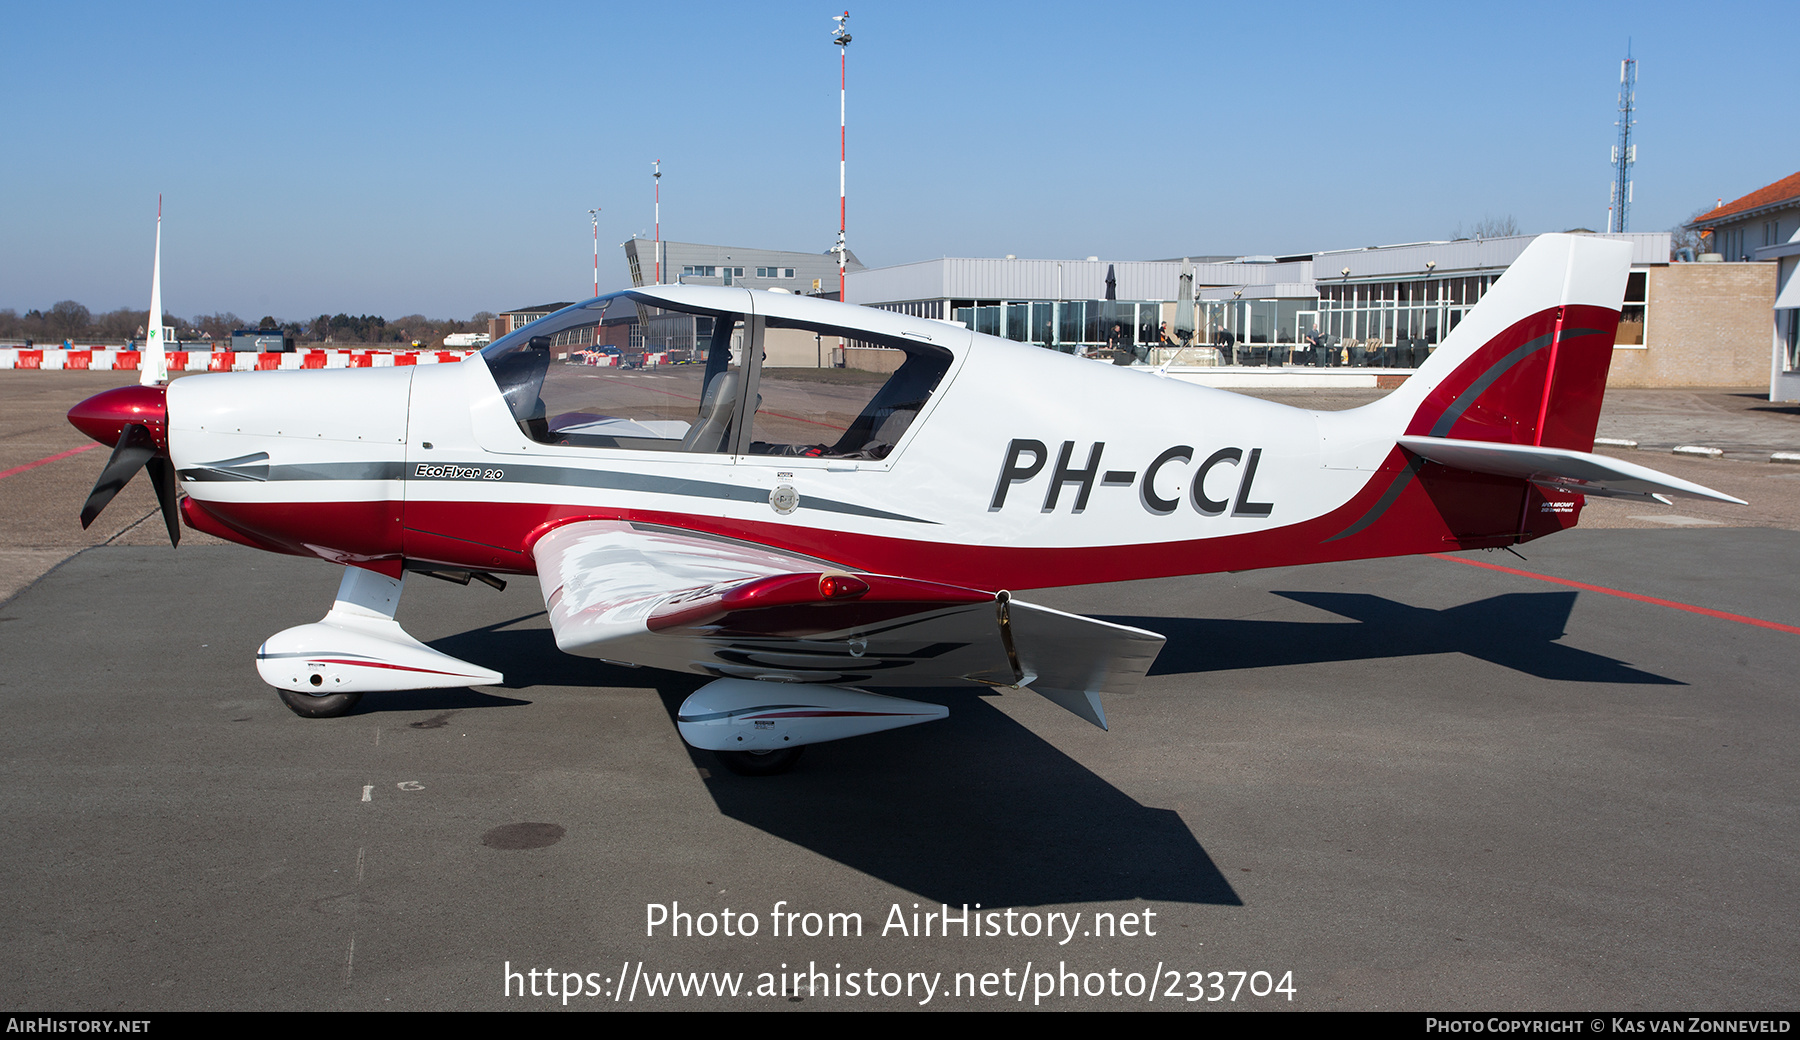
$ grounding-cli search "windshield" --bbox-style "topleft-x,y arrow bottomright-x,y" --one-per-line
480,291 -> 951,459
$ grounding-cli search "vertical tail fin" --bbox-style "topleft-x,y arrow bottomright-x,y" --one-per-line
1318,235 -> 1737,557
1365,234 -> 1631,451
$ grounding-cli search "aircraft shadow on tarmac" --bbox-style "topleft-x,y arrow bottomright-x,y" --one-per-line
386,590 -> 1670,906
651,683 -> 1244,910
1103,590 -> 1681,685
422,614 -> 1244,908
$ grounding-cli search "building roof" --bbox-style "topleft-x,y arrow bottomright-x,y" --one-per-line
1688,171 -> 1800,229
848,233 -> 1671,306
501,303 -> 575,315
623,240 -> 862,291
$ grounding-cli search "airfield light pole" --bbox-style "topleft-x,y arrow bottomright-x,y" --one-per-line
653,159 -> 662,284
832,12 -> 850,301
589,207 -> 601,299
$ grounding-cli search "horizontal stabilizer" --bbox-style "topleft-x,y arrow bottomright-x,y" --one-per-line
1398,435 -> 1745,504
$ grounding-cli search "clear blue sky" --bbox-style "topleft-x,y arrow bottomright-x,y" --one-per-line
2,0 -> 1793,321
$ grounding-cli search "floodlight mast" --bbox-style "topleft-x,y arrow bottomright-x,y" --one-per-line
832,12 -> 850,301
653,160 -> 662,285
589,207 -> 601,300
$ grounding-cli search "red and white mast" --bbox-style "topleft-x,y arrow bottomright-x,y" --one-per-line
589,207 -> 601,299
832,12 -> 850,301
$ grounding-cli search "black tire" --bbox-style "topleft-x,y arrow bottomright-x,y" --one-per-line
714,746 -> 805,776
276,687 -> 363,719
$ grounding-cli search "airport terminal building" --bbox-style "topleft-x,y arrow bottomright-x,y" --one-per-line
624,239 -> 860,296
610,231 -> 1776,390
842,232 -> 1774,388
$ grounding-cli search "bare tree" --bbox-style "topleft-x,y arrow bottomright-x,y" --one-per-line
1671,204 -> 1715,258
95,308 -> 140,341
48,300 -> 92,339
192,312 -> 244,341
1452,215 -> 1522,240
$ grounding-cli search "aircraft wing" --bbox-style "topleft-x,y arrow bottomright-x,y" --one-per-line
531,520 -> 1165,729
1397,435 -> 1746,504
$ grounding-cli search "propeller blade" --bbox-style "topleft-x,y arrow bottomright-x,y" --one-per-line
78,422 -> 157,529
146,456 -> 182,547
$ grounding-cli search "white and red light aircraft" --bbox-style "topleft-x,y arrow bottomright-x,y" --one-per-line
69,233 -> 1741,774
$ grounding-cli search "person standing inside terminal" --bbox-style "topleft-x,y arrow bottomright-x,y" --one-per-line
1108,322 -> 1133,366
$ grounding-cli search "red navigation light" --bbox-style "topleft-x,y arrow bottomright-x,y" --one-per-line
818,574 -> 869,600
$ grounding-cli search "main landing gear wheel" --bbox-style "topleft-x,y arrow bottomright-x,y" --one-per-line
276,687 -> 363,719
714,746 -> 806,776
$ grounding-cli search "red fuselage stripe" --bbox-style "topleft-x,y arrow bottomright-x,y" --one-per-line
1,442 -> 102,480
748,710 -> 931,719
1432,554 -> 1800,635
307,658 -> 480,676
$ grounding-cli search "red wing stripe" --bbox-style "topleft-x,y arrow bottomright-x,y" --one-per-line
1432,554 -> 1800,635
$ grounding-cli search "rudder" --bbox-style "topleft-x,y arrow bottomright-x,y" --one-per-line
1373,234 -> 1632,452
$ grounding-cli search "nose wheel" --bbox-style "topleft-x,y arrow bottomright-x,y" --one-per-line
714,747 -> 805,776
276,687 -> 363,718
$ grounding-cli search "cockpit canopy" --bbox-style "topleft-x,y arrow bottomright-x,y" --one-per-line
480,290 -> 954,460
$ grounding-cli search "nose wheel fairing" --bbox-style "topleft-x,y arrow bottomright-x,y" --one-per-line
256,567 -> 502,700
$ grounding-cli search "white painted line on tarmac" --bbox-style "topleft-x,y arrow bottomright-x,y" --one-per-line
1626,515 -> 1725,526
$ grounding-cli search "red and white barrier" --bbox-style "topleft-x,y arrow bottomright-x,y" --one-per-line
0,348 -> 477,372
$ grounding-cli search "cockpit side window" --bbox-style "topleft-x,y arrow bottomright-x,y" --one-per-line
481,294 -> 746,453
744,317 -> 951,461
479,292 -> 952,461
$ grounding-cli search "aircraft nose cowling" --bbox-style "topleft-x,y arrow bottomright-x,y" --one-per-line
68,384 -> 169,452
166,368 -> 415,572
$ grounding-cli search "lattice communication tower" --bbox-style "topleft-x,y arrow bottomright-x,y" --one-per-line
1609,54 -> 1637,233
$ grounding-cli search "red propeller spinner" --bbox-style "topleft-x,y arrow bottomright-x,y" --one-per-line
67,384 -> 180,545
68,384 -> 168,451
